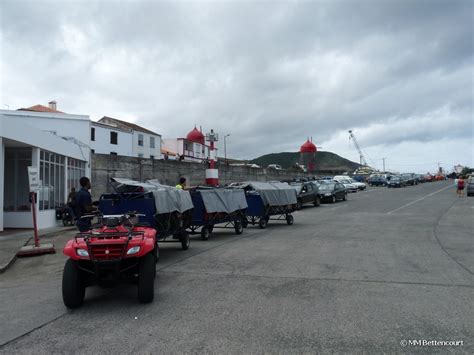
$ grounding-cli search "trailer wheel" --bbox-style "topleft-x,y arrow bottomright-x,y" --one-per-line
201,227 -> 210,241
258,217 -> 268,229
62,259 -> 85,309
208,225 -> 214,234
138,253 -> 155,303
180,232 -> 190,250
286,214 -> 294,225
234,219 -> 244,235
242,218 -> 248,228
313,196 -> 321,207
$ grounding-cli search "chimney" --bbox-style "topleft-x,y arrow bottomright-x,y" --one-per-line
48,100 -> 57,111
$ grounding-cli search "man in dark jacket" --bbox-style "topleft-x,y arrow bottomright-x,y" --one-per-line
75,177 -> 95,232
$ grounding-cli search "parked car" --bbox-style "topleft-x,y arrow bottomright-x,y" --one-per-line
290,182 -> 321,209
318,182 -> 347,203
348,178 -> 366,190
467,177 -> 474,197
335,178 -> 358,193
367,176 -> 387,186
414,174 -> 426,183
387,176 -> 405,188
401,173 -> 417,186
267,164 -> 283,170
425,174 -> 434,182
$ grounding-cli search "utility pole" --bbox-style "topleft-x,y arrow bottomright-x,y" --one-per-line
224,134 -> 230,164
382,157 -> 386,172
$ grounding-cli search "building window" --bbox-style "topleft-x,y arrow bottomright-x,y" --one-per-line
138,134 -> 144,146
91,127 -> 95,141
150,155 -> 155,160
110,152 -> 117,156
150,136 -> 155,148
37,151 -> 68,211
67,157 -> 86,200
91,149 -> 95,154
4,148 -> 32,212
110,131 -> 118,145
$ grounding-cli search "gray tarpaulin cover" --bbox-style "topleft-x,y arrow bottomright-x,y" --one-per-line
198,188 -> 248,213
231,181 -> 297,206
111,178 -> 193,214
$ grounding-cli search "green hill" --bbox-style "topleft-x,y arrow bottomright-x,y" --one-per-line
250,151 -> 360,172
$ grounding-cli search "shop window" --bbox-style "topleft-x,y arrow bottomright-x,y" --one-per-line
4,148 -> 32,212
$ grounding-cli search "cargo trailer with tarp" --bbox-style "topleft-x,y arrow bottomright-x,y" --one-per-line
98,178 -> 194,250
188,187 -> 248,240
228,181 -> 298,228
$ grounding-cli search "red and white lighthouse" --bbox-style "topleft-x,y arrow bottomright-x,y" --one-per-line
205,129 -> 219,186
300,138 -> 317,172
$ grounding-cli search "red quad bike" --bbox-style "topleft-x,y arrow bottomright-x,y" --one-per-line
62,212 -> 158,309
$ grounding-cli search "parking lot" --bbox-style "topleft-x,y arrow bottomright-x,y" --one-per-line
0,180 -> 472,353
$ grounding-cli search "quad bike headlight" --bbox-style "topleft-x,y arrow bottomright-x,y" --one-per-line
127,246 -> 141,255
76,248 -> 89,257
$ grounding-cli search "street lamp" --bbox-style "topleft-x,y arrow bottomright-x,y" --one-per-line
224,134 -> 230,164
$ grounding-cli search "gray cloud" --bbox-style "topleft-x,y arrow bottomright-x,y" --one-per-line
1,0 -> 472,172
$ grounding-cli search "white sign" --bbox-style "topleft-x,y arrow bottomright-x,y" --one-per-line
28,166 -> 40,192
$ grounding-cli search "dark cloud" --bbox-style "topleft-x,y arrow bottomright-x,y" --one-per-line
1,0 -> 472,172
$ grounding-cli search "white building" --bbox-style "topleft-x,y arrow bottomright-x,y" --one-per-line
97,117 -> 162,159
90,121 -> 134,157
0,102 -> 91,231
162,127 -> 210,162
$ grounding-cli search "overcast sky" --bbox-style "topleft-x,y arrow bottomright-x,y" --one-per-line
1,0 -> 472,173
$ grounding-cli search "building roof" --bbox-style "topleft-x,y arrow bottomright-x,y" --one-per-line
300,139 -> 317,153
98,116 -> 161,136
17,104 -> 64,113
186,126 -> 205,144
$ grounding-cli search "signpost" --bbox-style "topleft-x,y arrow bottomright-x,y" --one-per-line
17,166 -> 55,257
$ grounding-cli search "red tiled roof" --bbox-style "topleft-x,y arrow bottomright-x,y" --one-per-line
17,104 -> 64,113
99,116 -> 161,136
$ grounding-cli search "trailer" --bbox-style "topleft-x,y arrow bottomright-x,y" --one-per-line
188,187 -> 248,240
229,182 -> 297,229
98,178 -> 194,250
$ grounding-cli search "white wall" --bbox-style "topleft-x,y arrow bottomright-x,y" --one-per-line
90,124 -> 133,156
4,210 -> 58,229
0,109 -> 91,148
133,131 -> 161,159
0,137 -> 4,231
162,139 -> 179,154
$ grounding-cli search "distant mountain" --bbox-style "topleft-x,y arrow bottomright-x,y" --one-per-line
249,151 -> 360,172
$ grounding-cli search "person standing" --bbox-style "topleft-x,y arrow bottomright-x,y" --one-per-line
457,177 -> 465,197
175,177 -> 186,190
75,177 -> 95,231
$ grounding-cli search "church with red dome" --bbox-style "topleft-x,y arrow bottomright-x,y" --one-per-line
161,126 -> 210,162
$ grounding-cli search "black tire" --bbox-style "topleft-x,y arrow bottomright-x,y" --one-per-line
242,218 -> 249,228
286,214 -> 294,225
313,196 -> 321,207
62,259 -> 85,309
138,253 -> 155,303
180,232 -> 190,250
296,200 -> 302,210
208,225 -> 214,234
258,217 -> 268,229
234,219 -> 243,235
331,195 -> 336,204
343,193 -> 347,201
201,227 -> 210,241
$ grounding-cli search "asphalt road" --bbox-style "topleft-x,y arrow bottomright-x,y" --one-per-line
1,180 -> 473,353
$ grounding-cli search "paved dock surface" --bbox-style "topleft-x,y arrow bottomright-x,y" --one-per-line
1,180 -> 472,353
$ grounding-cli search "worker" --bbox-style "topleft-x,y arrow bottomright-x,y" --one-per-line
75,177 -> 95,231
176,177 -> 186,190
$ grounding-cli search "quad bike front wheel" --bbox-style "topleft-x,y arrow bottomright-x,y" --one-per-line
62,259 -> 85,309
138,253 -> 155,303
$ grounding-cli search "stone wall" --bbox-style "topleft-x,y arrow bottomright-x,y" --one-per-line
91,154 -> 312,200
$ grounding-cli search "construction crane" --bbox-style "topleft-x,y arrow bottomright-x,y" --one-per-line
348,130 -> 368,166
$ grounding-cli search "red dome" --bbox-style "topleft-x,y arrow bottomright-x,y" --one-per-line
186,127 -> 205,144
300,139 -> 317,153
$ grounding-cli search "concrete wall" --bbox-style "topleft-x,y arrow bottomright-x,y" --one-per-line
91,153 -> 311,200
0,137 -> 3,231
